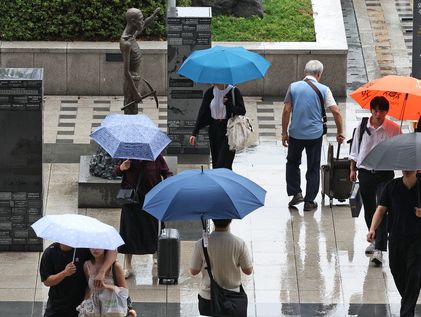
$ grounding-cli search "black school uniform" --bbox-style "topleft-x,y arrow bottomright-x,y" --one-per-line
379,177 -> 421,317
40,243 -> 90,317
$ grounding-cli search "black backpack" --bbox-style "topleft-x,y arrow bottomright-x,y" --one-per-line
347,117 -> 370,152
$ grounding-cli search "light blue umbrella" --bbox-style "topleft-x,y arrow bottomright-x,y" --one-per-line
143,168 -> 266,221
90,114 -> 171,161
100,113 -> 156,128
177,45 -> 271,85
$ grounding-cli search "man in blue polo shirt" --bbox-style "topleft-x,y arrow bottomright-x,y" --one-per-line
282,60 -> 344,211
368,170 -> 421,317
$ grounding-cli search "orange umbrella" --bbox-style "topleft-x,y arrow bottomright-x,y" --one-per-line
350,75 -> 421,120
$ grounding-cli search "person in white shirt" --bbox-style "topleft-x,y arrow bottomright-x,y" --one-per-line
349,96 -> 401,265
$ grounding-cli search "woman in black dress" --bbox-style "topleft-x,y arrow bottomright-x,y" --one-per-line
114,154 -> 173,278
189,84 -> 246,170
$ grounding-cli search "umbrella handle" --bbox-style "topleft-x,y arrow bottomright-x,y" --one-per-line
201,216 -> 206,231
417,173 -> 421,208
72,248 -> 76,262
399,93 -> 408,129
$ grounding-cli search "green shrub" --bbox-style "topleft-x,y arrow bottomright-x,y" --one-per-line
0,0 -> 166,41
0,0 -> 314,42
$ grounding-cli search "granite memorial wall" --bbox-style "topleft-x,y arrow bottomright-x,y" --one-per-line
167,7 -> 212,156
0,68 -> 43,251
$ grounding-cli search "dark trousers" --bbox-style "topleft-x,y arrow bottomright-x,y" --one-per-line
209,119 -> 235,170
358,169 -> 394,251
286,136 -> 323,202
389,237 -> 421,317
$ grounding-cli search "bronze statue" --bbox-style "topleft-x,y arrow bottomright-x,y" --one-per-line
120,7 -> 160,114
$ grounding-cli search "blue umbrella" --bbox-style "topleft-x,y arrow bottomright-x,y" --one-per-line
90,114 -> 171,161
143,168 -> 266,221
177,45 -> 271,85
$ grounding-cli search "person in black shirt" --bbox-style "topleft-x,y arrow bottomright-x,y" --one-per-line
40,243 -> 117,317
367,171 -> 421,317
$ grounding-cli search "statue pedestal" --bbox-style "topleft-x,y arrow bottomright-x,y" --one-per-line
78,155 -> 121,208
78,155 -> 202,239
78,155 -> 180,208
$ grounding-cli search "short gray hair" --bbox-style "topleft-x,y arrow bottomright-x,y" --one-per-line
304,60 -> 324,76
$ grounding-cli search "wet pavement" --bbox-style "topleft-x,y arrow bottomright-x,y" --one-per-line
2,0 -> 421,316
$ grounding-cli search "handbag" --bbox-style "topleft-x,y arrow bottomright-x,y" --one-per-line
201,240 -> 248,317
350,182 -> 362,218
304,78 -> 327,135
116,164 -> 143,205
100,287 -> 128,317
226,88 -> 253,152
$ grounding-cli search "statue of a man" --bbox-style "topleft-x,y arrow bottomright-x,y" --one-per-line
120,7 -> 160,114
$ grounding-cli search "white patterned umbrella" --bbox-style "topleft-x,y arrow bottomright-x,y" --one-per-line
31,214 -> 124,250
90,113 -> 171,161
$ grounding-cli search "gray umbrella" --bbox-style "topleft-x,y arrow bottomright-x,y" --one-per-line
361,132 -> 421,206
361,132 -> 421,170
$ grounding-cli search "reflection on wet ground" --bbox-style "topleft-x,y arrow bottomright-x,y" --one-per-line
2,141 -> 421,316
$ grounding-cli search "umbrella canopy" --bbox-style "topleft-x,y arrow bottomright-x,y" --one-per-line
361,132 -> 421,170
31,214 -> 124,250
100,113 -> 157,128
350,75 -> 421,120
143,168 -> 266,221
177,45 -> 271,85
90,114 -> 171,161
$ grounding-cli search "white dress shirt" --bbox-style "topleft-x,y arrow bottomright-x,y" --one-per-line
349,117 -> 401,170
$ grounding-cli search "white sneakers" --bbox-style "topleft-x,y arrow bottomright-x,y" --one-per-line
371,250 -> 383,266
365,242 -> 383,265
365,242 -> 375,254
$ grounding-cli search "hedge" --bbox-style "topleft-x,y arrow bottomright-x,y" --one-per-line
0,0 -> 174,41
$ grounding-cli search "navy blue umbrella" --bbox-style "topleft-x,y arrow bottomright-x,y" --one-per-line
177,45 -> 271,85
143,168 -> 266,221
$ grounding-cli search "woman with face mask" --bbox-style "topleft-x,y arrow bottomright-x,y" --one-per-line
189,84 -> 246,170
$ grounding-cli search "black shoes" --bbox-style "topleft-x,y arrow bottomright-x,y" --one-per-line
303,201 -> 318,211
288,193 -> 304,207
289,194 -> 318,211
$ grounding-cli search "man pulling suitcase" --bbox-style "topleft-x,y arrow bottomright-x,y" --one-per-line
282,60 -> 344,211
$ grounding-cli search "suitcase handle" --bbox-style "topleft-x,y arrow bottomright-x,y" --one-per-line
336,143 -> 341,160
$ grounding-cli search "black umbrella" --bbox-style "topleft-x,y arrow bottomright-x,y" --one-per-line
361,132 -> 421,206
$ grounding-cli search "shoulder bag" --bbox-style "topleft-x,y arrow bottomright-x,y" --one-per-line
304,78 -> 327,135
116,164 -> 143,205
226,88 -> 253,151
201,240 -> 248,317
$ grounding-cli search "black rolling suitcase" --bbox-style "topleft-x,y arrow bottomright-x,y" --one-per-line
321,143 -> 353,207
158,228 -> 180,285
